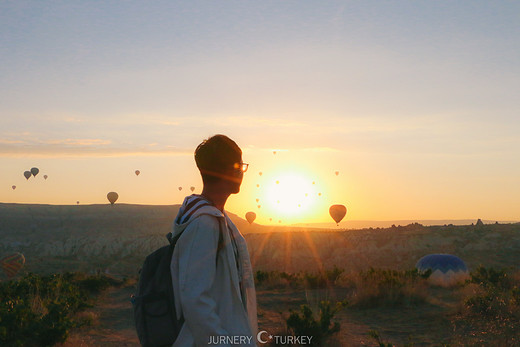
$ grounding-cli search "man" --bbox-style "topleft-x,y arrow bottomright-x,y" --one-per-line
170,135 -> 258,347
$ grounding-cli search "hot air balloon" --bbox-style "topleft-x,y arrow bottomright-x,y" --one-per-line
12,185 -> 16,190
135,170 -> 140,176
107,192 -> 119,205
269,218 -> 272,222
276,181 -> 279,184
43,175 -> 48,180
273,151 -> 277,155
77,201 -> 80,205
1,252 -> 25,278
256,198 -> 259,202
190,186 -> 195,192
178,187 -> 182,191
335,171 -> 339,176
23,171 -> 31,180
318,193 -> 322,196
312,181 -> 315,185
416,254 -> 470,287
329,204 -> 347,225
245,212 -> 256,224
259,172 -> 262,176
31,167 -> 39,177
257,205 -> 261,209
256,184 -> 260,188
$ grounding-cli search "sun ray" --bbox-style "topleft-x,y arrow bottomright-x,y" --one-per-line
283,231 -> 292,272
250,227 -> 275,268
302,230 -> 324,273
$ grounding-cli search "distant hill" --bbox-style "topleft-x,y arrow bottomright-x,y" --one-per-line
0,203 -> 267,275
293,219 -> 518,229
1,203 -> 519,277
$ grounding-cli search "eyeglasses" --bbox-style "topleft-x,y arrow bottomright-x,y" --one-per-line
233,162 -> 249,173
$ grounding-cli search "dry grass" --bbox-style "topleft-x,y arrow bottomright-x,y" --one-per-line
346,268 -> 430,308
450,268 -> 520,345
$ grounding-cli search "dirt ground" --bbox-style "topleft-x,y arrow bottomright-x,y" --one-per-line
60,284 -> 468,346
60,284 -> 140,347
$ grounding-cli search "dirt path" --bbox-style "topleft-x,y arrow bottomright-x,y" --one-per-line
60,284 -> 458,346
61,283 -> 140,347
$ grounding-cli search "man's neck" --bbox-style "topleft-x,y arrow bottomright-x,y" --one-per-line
200,188 -> 230,212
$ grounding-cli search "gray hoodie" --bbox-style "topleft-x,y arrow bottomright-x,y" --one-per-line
170,195 -> 258,347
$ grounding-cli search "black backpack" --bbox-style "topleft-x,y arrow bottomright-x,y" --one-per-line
132,223 -> 223,347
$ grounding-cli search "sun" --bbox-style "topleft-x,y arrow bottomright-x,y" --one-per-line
263,172 -> 318,219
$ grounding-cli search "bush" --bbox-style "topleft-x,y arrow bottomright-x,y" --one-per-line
303,272 -> 328,290
452,267 -> 520,345
255,270 -> 303,289
464,266 -> 519,318
0,272 -> 120,346
286,300 -> 347,346
469,265 -> 511,289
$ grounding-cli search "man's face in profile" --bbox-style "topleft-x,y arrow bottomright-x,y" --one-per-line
228,158 -> 244,194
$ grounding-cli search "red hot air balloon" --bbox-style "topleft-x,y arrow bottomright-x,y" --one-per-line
135,170 -> 140,176
178,187 -> 182,191
12,185 -> 16,190
335,171 -> 339,176
1,252 -> 25,278
245,212 -> 256,224
24,171 -> 31,180
259,172 -> 262,176
329,204 -> 347,225
107,192 -> 119,205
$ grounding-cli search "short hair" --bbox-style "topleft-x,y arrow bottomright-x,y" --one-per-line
195,135 -> 242,183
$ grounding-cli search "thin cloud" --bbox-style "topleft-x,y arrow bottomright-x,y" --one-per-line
244,145 -> 340,153
45,138 -> 112,146
0,139 -> 25,144
0,139 -> 192,158
209,115 -> 308,129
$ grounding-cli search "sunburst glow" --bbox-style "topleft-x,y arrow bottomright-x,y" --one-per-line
264,172 -> 318,218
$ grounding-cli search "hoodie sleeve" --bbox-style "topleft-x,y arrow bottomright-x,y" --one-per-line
176,214 -> 230,347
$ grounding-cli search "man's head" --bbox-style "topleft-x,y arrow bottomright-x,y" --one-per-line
195,135 -> 246,193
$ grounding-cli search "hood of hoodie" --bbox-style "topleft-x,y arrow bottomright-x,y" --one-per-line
169,195 -> 224,241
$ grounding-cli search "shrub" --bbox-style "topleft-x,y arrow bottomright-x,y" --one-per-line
469,265 -> 511,289
286,300 -> 347,346
303,272 -> 328,290
255,270 -> 303,289
452,267 -> 520,345
325,266 -> 344,286
464,267 -> 519,318
0,272 -> 119,346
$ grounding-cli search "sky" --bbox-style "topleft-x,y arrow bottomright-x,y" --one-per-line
1,1 -> 519,225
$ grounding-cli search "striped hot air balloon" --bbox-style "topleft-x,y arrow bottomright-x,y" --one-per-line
416,254 -> 469,287
1,252 -> 25,278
